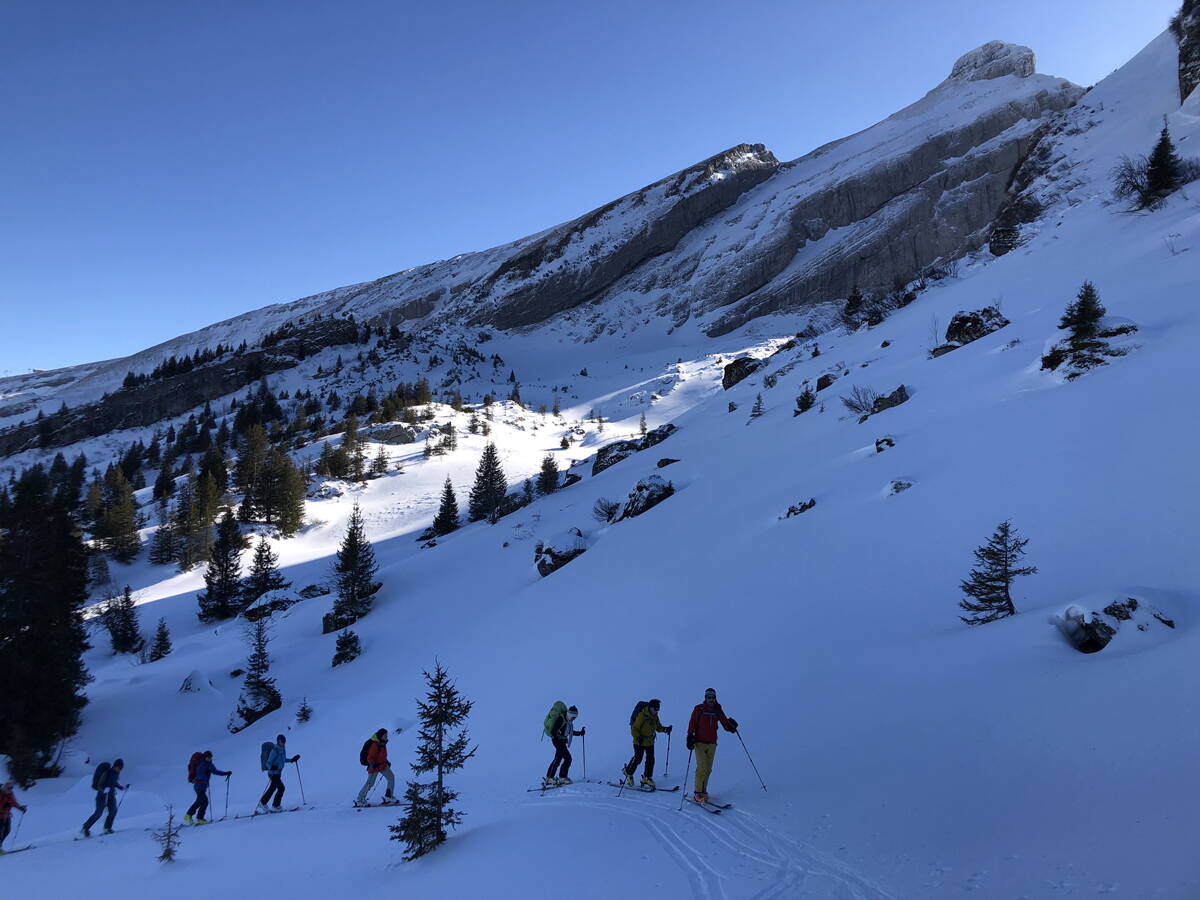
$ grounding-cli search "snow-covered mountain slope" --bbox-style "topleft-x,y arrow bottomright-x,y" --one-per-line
6,28 -> 1200,900
0,41 -> 1080,428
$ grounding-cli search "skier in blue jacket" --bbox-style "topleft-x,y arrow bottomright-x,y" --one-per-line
257,735 -> 299,813
185,751 -> 231,825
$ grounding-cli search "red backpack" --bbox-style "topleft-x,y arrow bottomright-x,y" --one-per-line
187,751 -> 204,783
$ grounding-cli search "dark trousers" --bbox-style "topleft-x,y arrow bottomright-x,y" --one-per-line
0,816 -> 10,847
84,789 -> 117,831
260,773 -> 285,808
546,738 -> 572,779
186,783 -> 209,819
625,744 -> 656,778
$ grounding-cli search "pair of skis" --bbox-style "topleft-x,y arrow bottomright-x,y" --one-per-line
526,777 -> 606,793
1,845 -> 33,855
353,799 -> 401,810
232,805 -> 303,820
685,793 -> 733,814
606,781 -> 680,793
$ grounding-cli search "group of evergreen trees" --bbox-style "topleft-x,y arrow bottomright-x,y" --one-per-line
235,424 -> 306,534
121,342 -> 238,390
198,521 -> 291,622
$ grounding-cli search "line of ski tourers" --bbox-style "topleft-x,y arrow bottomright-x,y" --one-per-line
543,687 -> 741,808
0,687 -> 745,853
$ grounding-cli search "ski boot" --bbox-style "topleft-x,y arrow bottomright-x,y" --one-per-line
195,818 -> 209,826
541,776 -> 556,789
255,803 -> 269,814
103,827 -> 114,834
183,814 -> 194,825
555,776 -> 571,786
693,792 -> 708,804
81,826 -> 91,838
640,776 -> 655,789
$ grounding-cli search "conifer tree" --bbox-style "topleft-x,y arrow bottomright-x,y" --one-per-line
638,412 -> 647,436
750,393 -> 765,419
101,466 -> 141,563
243,537 -> 291,607
467,442 -> 508,523
536,455 -> 559,495
331,629 -> 362,666
432,477 -> 460,536
260,448 -> 306,536
1058,280 -> 1106,343
795,387 -> 816,415
233,618 -> 281,729
197,511 -> 244,621
148,617 -> 173,662
104,585 -> 144,655
370,446 -> 390,477
388,662 -> 475,860
1146,120 -> 1183,201
235,424 -> 269,499
958,520 -> 1037,626
324,503 -> 380,632
0,466 -> 91,784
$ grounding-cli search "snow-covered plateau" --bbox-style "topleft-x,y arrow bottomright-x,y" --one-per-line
3,28 -> 1200,899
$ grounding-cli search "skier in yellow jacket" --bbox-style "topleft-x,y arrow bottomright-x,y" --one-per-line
622,699 -> 672,788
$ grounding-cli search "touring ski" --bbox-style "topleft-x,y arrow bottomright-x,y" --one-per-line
606,782 -> 680,792
1,845 -> 34,855
685,794 -> 730,813
233,806 -> 302,820
353,799 -> 401,809
526,778 -> 604,793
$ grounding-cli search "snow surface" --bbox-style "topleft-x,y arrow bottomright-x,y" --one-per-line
4,28 -> 1200,900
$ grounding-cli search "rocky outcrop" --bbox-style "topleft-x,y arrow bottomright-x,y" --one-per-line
815,372 -> 838,392
931,305 -> 1011,356
722,357 -> 763,390
783,497 -> 816,518
870,385 -> 910,417
613,475 -> 674,522
535,528 -> 587,577
243,589 -> 302,622
1174,1 -> 1200,101
591,424 -> 678,475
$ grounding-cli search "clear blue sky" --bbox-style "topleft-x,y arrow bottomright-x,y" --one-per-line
0,0 -> 1178,373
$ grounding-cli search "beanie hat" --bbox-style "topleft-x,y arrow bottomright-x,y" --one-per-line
113,758 -> 125,768
649,698 -> 661,709
277,734 -> 286,743
704,688 -> 716,699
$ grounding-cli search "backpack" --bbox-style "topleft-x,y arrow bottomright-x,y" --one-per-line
260,741 -> 275,771
91,761 -> 111,790
359,738 -> 374,767
187,751 -> 204,783
630,700 -> 649,727
543,701 -> 567,737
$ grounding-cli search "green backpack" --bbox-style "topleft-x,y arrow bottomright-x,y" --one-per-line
543,701 -> 567,737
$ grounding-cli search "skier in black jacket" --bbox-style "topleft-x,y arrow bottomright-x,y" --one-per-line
544,705 -> 585,787
82,759 -> 128,836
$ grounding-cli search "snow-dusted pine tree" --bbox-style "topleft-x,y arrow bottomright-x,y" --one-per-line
958,520 -> 1037,626
536,454 -> 559,495
323,502 -> 380,633
467,442 -> 507,523
197,511 -> 244,622
332,629 -> 361,667
148,617 -> 172,661
151,805 -> 183,863
104,585 -> 144,655
432,477 -> 460,536
389,662 -> 476,860
233,618 -> 281,729
243,536 -> 290,608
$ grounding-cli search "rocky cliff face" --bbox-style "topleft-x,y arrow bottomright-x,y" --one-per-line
1175,0 -> 1200,101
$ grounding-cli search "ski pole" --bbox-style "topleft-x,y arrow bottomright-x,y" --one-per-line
735,730 -> 767,792
13,809 -> 25,844
665,731 -> 671,778
677,749 -> 693,811
224,774 -> 231,820
293,760 -> 307,806
581,733 -> 587,780
116,786 -> 129,814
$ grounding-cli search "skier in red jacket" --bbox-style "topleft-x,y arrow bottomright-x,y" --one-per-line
0,782 -> 28,852
355,728 -> 397,807
685,688 -> 738,803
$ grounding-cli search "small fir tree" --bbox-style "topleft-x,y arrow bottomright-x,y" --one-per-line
1058,280 -> 1106,343
467,442 -> 508,524
104,585 -> 144,655
388,662 -> 476,860
958,520 -> 1038,626
332,629 -> 362,666
370,446 -> 390,477
324,503 -> 380,632
243,537 -> 291,608
559,435 -> 570,449
432,477 -> 460,536
296,697 -> 313,723
234,618 -> 282,728
148,617 -> 173,662
197,511 -> 244,621
152,805 -> 184,863
750,393 -> 765,419
794,387 -> 816,415
638,412 -> 647,436
536,455 -> 559,495
1145,120 -> 1183,201
101,467 -> 141,563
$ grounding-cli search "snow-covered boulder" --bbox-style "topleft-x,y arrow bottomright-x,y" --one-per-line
721,356 -> 763,390
591,423 -> 678,475
613,475 -> 675,522
307,480 -> 346,500
534,528 -> 588,577
1054,596 -> 1176,654
945,305 -> 1010,346
243,589 -> 302,623
782,497 -> 816,519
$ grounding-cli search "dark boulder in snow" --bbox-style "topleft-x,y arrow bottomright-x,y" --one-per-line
371,423 -> 421,444
722,356 -> 763,390
561,472 -> 583,488
656,457 -> 680,468
613,475 -> 675,522
297,583 -> 330,599
875,436 -> 896,453
535,528 -> 588,577
816,372 -> 838,392
944,305 -> 1010,346
782,498 -> 816,518
1054,596 -> 1175,654
591,423 -> 678,475
1056,605 -> 1116,653
864,385 -> 909,420
1176,1 -> 1200,102
888,479 -> 913,495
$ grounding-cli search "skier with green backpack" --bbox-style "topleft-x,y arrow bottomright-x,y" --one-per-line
542,701 -> 584,788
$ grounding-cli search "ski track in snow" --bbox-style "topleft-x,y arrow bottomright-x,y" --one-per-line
529,785 -> 894,899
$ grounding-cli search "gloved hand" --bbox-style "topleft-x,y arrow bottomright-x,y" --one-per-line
20,805 -> 28,813
665,725 -> 673,733
290,755 -> 300,763
579,727 -> 586,736
727,718 -> 739,733
226,772 -> 233,778
686,736 -> 695,751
